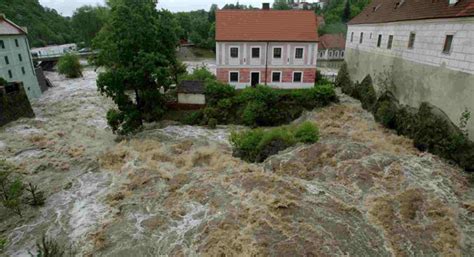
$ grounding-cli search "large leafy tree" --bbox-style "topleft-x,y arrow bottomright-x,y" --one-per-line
71,6 -> 109,46
94,0 -> 179,134
273,0 -> 292,10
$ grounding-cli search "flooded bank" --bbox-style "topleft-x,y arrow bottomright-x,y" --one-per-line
1,69 -> 473,256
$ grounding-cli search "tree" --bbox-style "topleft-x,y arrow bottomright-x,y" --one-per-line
342,0 -> 351,23
94,0 -> 179,134
208,4 -> 218,23
273,0 -> 292,10
71,5 -> 109,46
0,160 -> 24,217
58,53 -> 83,78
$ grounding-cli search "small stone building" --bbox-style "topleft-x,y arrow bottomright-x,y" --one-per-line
177,81 -> 206,105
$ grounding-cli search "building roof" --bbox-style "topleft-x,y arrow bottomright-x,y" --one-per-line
0,14 -> 27,35
349,0 -> 474,25
216,10 -> 318,42
319,33 -> 346,50
178,81 -> 205,94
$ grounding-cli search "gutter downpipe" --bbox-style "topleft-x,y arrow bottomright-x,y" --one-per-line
265,41 -> 269,86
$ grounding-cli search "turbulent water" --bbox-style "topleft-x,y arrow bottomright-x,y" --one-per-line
1,68 -> 473,256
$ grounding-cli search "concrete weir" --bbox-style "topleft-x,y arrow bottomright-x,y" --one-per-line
345,48 -> 474,140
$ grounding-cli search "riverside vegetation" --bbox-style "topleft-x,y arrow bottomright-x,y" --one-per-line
336,62 -> 474,171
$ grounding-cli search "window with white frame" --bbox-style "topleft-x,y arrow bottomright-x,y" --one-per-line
230,47 -> 239,58
273,47 -> 282,58
251,47 -> 260,58
408,32 -> 416,49
295,48 -> 304,59
377,34 -> 382,47
293,72 -> 302,82
229,72 -> 239,82
272,72 -> 281,82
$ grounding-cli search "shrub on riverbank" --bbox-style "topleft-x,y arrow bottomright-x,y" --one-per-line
337,62 -> 474,171
185,83 -> 338,127
58,53 -> 82,78
230,122 -> 320,163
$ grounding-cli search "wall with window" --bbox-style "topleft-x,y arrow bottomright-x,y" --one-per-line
0,34 -> 41,101
216,41 -> 318,68
345,17 -> 474,139
346,17 -> 474,74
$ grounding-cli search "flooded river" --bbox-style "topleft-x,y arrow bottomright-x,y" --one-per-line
1,67 -> 473,256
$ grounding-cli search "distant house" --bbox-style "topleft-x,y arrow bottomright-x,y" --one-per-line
345,0 -> 474,139
318,33 -> 346,60
177,80 -> 206,105
0,14 -> 42,101
215,5 -> 319,89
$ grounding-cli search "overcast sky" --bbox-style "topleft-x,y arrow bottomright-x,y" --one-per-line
39,0 -> 270,16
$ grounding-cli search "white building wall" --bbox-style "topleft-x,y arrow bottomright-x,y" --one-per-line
346,17 -> 474,74
216,41 -> 318,68
178,93 -> 206,105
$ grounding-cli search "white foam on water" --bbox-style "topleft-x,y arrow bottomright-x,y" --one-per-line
160,125 -> 231,144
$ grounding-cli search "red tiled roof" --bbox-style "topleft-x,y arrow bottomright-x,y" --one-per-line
349,0 -> 474,25
319,33 -> 346,49
216,10 -> 318,42
0,15 -> 27,35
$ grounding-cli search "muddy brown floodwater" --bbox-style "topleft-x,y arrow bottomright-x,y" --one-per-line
1,67 -> 473,257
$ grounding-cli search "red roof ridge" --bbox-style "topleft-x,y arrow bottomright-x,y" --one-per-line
0,14 -> 27,34
216,10 -> 318,42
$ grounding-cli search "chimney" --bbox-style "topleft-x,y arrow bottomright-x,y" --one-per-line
448,0 -> 459,5
262,3 -> 270,10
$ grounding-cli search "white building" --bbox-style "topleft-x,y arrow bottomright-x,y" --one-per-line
0,14 -> 41,101
318,33 -> 345,60
345,0 -> 474,139
215,8 -> 319,89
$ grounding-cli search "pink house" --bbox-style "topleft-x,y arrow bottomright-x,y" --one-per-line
215,7 -> 319,89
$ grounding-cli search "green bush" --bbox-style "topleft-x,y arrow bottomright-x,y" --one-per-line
182,66 -> 216,82
182,111 -> 204,125
230,122 -> 320,163
355,75 -> 377,111
205,80 -> 236,106
0,77 -> 7,86
0,160 -> 24,217
106,107 -> 142,135
208,118 -> 217,129
294,122 -> 320,143
0,237 -> 6,252
57,53 -> 82,78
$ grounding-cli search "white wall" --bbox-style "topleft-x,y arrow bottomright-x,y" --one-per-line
346,17 -> 474,74
178,93 -> 205,105
216,41 -> 318,69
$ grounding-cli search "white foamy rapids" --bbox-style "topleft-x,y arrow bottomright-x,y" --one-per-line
6,172 -> 112,256
0,140 -> 6,150
183,60 -> 216,75
5,125 -> 44,137
159,125 -> 231,144
154,203 -> 210,253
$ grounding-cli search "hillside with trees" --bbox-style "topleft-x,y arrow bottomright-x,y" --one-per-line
0,0 -> 73,47
317,0 -> 371,35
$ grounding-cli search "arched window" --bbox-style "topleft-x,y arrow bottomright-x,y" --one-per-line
328,51 -> 333,57
335,51 -> 339,58
341,51 -> 345,58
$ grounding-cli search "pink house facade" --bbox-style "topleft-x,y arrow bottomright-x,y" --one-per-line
215,9 -> 319,89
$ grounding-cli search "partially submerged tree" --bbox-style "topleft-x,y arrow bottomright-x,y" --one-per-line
58,53 -> 83,78
94,0 -> 179,134
0,160 -> 24,217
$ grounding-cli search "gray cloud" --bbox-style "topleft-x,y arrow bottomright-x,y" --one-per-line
39,0 -> 268,16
